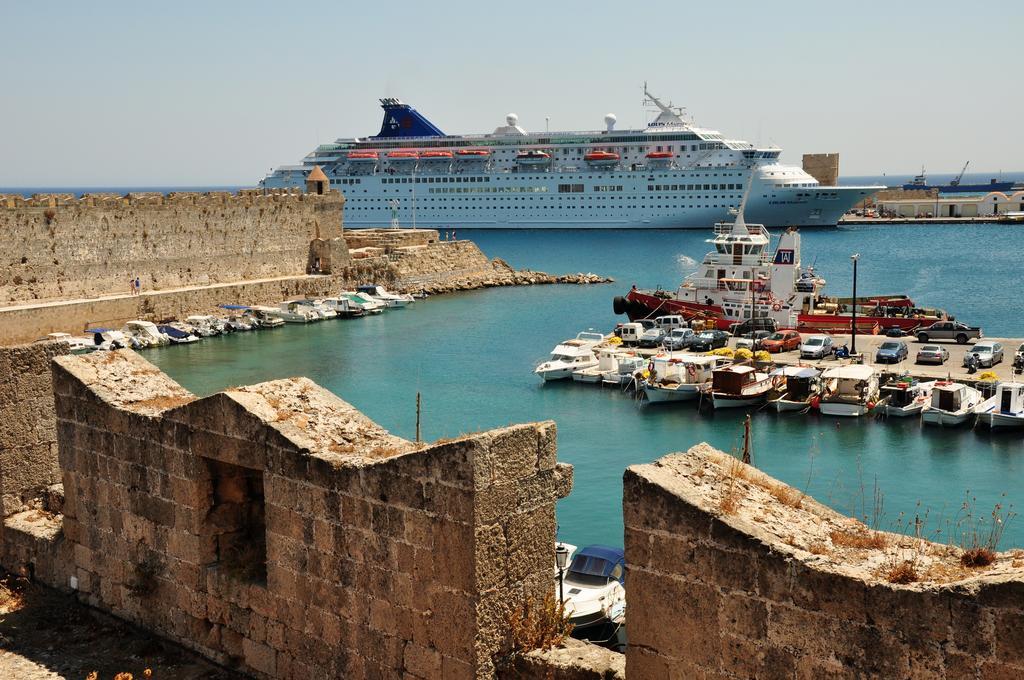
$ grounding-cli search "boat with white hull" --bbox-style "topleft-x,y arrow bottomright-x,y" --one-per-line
768,366 -> 821,412
877,379 -> 936,418
819,365 -> 879,417
710,364 -> 779,409
977,382 -> 1024,430
643,354 -> 725,403
260,88 -> 880,229
535,332 -> 604,382
573,347 -> 639,384
922,382 -> 986,427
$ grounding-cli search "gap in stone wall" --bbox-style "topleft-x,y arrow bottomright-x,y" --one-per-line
205,458 -> 267,586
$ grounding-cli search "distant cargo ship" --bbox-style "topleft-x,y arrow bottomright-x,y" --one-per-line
901,164 -> 1018,194
259,87 -> 881,229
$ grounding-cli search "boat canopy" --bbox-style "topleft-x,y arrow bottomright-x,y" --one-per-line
822,365 -> 875,380
158,325 -> 193,340
770,366 -> 819,378
568,545 -> 625,583
219,304 -> 252,310
85,328 -> 114,334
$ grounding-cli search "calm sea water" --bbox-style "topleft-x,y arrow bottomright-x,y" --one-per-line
145,225 -> 1024,549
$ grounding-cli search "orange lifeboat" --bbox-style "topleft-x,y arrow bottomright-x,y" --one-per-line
387,150 -> 419,159
419,150 -> 453,159
457,149 -> 491,157
347,151 -> 379,161
646,151 -> 673,159
584,150 -> 620,166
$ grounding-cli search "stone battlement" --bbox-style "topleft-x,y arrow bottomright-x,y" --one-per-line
0,187 -> 335,210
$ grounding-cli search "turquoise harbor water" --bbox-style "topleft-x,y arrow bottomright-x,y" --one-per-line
146,224 -> 1024,550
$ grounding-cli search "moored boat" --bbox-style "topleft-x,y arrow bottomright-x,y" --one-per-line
710,364 -> 779,409
46,332 -> 96,354
922,381 -> 985,427
768,366 -> 821,412
977,382 -> 1024,430
876,378 -> 935,417
819,365 -> 879,417
356,284 -> 415,308
534,331 -> 604,381
556,545 -> 626,631
642,354 -> 725,403
573,347 -> 636,384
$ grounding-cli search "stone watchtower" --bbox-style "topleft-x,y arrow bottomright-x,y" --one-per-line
305,165 -> 329,195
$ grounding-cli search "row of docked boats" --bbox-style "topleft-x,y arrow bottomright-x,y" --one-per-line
44,285 -> 416,354
534,331 -> 1024,429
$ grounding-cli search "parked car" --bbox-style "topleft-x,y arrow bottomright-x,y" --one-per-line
884,326 -> 910,337
916,345 -> 949,365
800,335 -> 834,359
875,341 -> 909,364
663,327 -> 697,351
616,322 -> 644,345
638,327 -> 667,348
691,330 -> 730,352
729,317 -> 777,337
736,330 -> 772,351
760,329 -> 801,353
963,341 -> 1004,368
653,315 -> 687,333
916,321 -> 982,345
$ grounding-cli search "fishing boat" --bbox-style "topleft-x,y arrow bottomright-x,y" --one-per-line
643,354 -> 725,403
603,355 -> 647,388
768,366 -> 821,412
710,364 -> 779,409
534,332 -> 604,381
613,183 -> 950,334
921,382 -> 986,427
876,378 -> 936,417
977,382 -> 1024,430
556,545 -> 626,631
573,347 -> 636,384
818,365 -> 879,417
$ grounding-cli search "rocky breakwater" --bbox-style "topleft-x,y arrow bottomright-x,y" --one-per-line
388,242 -> 612,295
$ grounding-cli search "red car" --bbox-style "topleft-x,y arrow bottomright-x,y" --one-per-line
760,329 -> 801,353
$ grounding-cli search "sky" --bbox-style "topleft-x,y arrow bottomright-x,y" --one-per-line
2,0 -> 1021,186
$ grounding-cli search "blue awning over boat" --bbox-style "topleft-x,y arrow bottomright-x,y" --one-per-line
219,304 -> 251,310
85,328 -> 113,334
157,325 -> 191,340
568,545 -> 625,581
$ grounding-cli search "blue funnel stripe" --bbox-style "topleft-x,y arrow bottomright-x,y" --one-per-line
372,99 -> 444,139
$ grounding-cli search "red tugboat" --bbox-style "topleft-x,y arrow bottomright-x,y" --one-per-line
612,207 -> 948,334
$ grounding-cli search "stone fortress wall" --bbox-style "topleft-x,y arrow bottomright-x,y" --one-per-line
0,189 -> 344,305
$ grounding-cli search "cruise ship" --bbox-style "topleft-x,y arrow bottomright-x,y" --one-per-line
259,88 -> 882,228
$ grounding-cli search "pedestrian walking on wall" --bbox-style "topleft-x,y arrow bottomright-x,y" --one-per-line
129,275 -> 136,296
135,276 -> 141,295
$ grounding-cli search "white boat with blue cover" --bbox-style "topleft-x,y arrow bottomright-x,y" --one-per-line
977,382 -> 1024,430
556,545 -> 626,631
259,88 -> 881,229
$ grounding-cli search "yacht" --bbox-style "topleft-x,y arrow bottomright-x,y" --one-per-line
259,88 -> 881,229
877,379 -> 935,418
123,320 -> 170,348
768,366 -> 821,412
556,545 -> 626,631
342,291 -> 387,314
534,332 -> 604,381
356,284 -> 415,308
710,364 -> 779,409
977,382 -> 1024,430
642,353 -> 725,403
922,382 -> 986,427
819,365 -> 879,417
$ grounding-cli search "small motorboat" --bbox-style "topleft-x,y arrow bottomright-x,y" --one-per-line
296,299 -> 338,320
85,328 -> 129,351
555,545 -> 626,631
584,150 -> 620,167
185,315 -> 224,336
643,354 -> 726,403
356,284 -> 415,308
46,332 -> 96,354
534,332 -> 604,381
602,355 -> 646,388
711,364 -> 779,409
922,381 -> 986,427
819,365 -> 879,417
320,296 -> 365,318
123,320 -> 170,348
876,378 -> 935,417
341,291 -> 387,315
769,366 -> 821,412
157,324 -> 200,344
247,307 -> 286,327
573,347 -> 632,384
977,382 -> 1024,430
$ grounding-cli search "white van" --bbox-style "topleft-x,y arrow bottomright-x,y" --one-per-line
654,315 -> 687,332
617,322 -> 644,345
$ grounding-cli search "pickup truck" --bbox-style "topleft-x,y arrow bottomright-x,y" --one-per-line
915,321 -> 982,344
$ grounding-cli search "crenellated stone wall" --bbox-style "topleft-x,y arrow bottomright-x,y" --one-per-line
623,444 -> 1024,679
40,350 -> 571,679
0,190 -> 344,304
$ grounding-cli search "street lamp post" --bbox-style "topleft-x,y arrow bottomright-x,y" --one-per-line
555,543 -> 569,610
850,253 -> 860,354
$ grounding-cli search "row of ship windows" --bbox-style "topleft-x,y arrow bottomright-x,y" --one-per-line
346,204 -> 738,211
364,193 -> 741,201
331,171 -> 746,184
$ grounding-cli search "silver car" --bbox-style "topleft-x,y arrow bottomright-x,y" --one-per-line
916,345 -> 949,365
663,328 -> 696,351
964,341 -> 1003,368
800,335 -> 833,359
